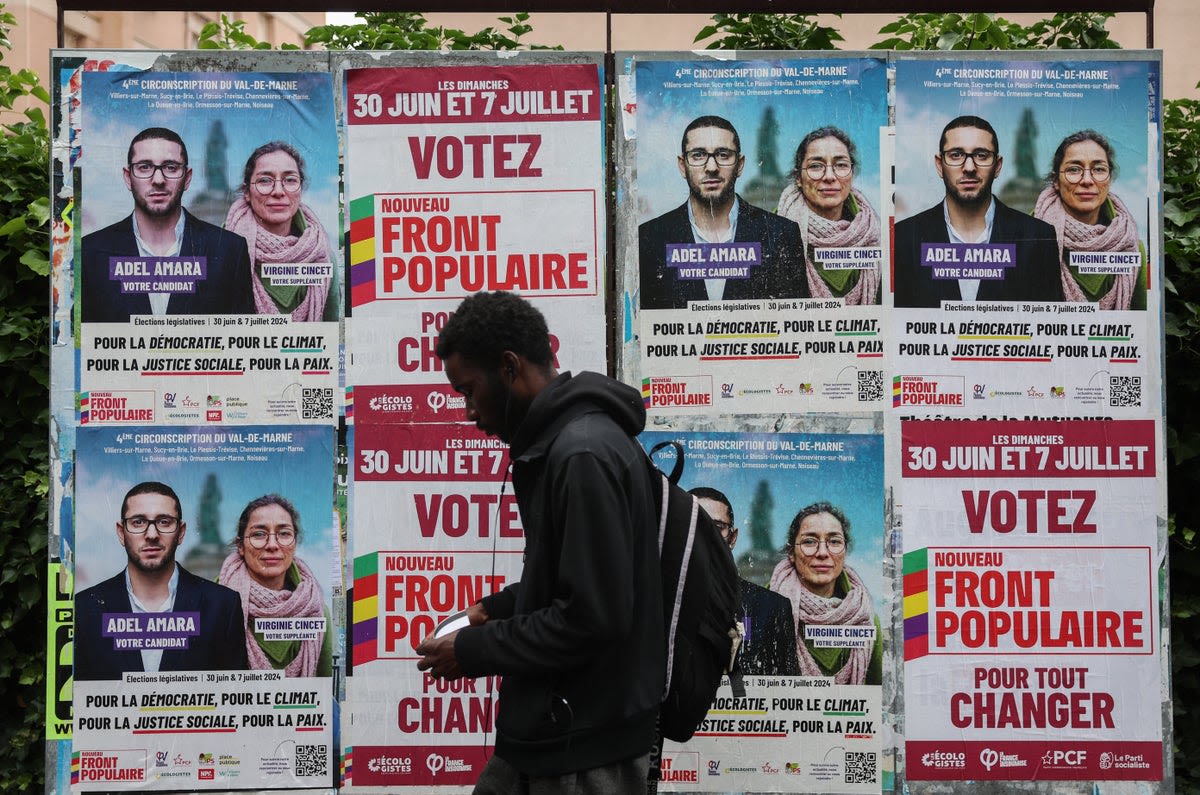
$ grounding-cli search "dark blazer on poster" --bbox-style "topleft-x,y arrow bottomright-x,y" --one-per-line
81,209 -> 255,322
738,578 -> 801,676
893,199 -> 1062,308
74,565 -> 250,680
639,198 -> 810,310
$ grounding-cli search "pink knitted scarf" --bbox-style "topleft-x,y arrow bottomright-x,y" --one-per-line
769,557 -> 874,684
777,183 -> 881,305
1033,185 -> 1140,310
225,196 -> 332,321
219,550 -> 325,677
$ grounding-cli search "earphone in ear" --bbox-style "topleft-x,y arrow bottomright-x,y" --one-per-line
506,365 -> 515,382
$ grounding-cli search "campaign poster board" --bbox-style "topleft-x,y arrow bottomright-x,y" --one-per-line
892,55 -> 1161,417
72,65 -> 340,426
620,55 -> 889,413
341,57 -> 608,419
71,424 -> 338,790
900,419 -> 1163,781
341,421 -> 521,791
640,429 -> 885,792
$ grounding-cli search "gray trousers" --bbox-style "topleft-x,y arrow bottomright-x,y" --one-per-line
472,752 -> 651,795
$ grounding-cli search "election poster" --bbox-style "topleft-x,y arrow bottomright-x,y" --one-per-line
640,430 -> 885,792
73,65 -> 340,425
71,424 -> 338,790
342,421 -> 521,791
900,419 -> 1163,781
892,55 -> 1161,417
341,58 -> 608,410
623,56 -> 889,414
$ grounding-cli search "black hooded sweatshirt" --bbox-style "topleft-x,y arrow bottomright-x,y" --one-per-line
454,371 -> 665,776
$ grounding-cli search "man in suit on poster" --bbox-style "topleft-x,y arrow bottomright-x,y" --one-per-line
81,127 -> 254,322
691,486 -> 800,676
639,115 -> 809,309
74,481 -> 248,680
894,114 -> 1061,307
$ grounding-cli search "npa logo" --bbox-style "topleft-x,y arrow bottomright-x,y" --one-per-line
206,409 -> 222,422
892,375 -> 964,407
641,376 -> 713,409
198,768 -> 215,780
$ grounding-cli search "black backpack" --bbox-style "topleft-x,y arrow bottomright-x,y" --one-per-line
645,440 -> 744,743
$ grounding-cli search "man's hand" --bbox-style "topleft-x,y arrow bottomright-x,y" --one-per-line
414,601 -> 489,680
415,632 -> 464,681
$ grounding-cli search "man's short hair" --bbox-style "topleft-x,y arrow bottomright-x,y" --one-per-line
436,290 -> 553,369
939,115 -> 999,155
128,127 -> 189,166
681,115 -> 741,155
120,481 -> 183,521
688,486 -> 734,524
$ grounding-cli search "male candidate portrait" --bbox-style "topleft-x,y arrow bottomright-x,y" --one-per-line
81,127 -> 254,322
894,115 -> 1061,307
73,481 -> 249,680
691,486 -> 800,677
639,115 -> 809,309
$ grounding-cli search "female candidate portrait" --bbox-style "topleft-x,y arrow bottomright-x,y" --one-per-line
224,141 -> 339,321
1033,129 -> 1146,310
219,494 -> 332,677
770,501 -> 883,685
776,126 -> 882,305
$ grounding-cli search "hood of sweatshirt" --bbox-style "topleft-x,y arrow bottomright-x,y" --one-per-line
508,371 -> 645,460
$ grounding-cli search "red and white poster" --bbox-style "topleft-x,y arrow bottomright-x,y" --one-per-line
342,60 -> 607,416
901,419 -> 1163,781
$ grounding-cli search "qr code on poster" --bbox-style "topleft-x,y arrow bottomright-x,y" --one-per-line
857,370 -> 884,402
1109,375 -> 1141,407
844,751 -> 877,784
295,744 -> 327,777
302,387 -> 334,419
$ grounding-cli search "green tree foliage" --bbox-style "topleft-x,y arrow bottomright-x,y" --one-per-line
1163,88 -> 1200,790
0,3 -> 50,792
694,13 -> 843,51
198,11 -> 560,52
306,11 -> 559,51
872,11 -> 1119,50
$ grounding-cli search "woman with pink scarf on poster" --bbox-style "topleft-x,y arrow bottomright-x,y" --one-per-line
770,502 -> 882,685
219,495 -> 332,677
776,127 -> 882,305
224,141 -> 339,321
1034,129 -> 1146,310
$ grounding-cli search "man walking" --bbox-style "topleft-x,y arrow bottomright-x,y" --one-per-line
417,291 -> 664,793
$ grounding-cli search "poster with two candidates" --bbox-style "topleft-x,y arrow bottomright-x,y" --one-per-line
71,424 -> 337,790
73,66 -> 341,427
892,56 -> 1161,418
626,55 -> 889,414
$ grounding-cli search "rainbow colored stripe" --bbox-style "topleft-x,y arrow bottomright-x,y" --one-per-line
902,547 -> 929,660
348,195 -> 377,308
351,553 -> 380,665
